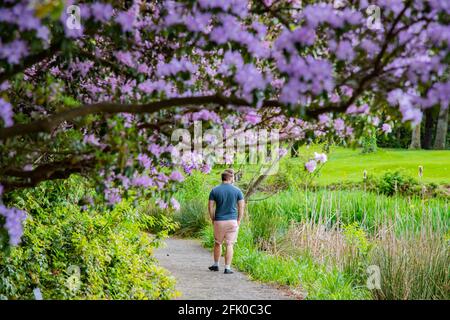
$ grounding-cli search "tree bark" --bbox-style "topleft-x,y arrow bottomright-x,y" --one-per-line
434,106 -> 449,150
409,123 -> 421,149
422,108 -> 435,149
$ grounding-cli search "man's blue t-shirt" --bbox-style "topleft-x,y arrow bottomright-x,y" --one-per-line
209,183 -> 244,221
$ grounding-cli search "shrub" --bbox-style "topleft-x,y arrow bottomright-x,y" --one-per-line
0,177 -> 177,300
361,132 -> 378,154
342,222 -> 372,283
267,159 -> 309,190
138,200 -> 180,237
377,170 -> 418,196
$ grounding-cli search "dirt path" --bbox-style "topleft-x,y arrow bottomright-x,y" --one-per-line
154,238 -> 294,300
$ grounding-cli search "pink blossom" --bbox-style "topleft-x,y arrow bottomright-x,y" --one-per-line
0,204 -> 27,246
318,114 -> 330,124
170,198 -> 181,211
137,153 -> 151,170
0,98 -> 13,127
244,111 -> 261,125
334,118 -> 345,132
115,10 -> 135,32
105,188 -> 121,205
201,163 -> 212,174
314,152 -> 328,163
84,134 -> 102,147
305,160 -> 317,173
149,143 -> 163,158
169,171 -> 185,182
132,175 -> 154,187
382,123 -> 392,134
156,199 -> 168,209
115,51 -> 135,67
91,2 -> 113,22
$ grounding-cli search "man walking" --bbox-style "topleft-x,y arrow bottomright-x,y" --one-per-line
208,170 -> 245,274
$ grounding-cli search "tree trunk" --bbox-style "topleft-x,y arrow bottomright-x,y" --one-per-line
290,140 -> 300,157
422,108 -> 434,149
409,123 -> 421,149
433,106 -> 449,150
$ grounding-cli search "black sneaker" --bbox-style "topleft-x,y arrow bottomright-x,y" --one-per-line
209,265 -> 219,271
224,268 -> 234,274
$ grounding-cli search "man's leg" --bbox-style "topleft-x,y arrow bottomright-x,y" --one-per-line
214,242 -> 222,264
209,222 -> 223,271
223,220 -> 238,274
224,243 -> 234,267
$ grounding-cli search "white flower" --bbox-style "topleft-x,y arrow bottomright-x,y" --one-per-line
314,152 -> 328,163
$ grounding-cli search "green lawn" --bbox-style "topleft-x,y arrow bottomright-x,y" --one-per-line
295,147 -> 450,185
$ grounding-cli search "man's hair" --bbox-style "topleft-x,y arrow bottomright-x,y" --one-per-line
221,170 -> 234,181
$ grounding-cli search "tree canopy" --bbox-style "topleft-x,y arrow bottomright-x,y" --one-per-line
0,0 -> 449,246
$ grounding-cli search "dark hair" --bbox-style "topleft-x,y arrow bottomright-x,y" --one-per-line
221,171 -> 233,181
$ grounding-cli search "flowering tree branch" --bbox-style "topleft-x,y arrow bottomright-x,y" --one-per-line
0,94 -> 347,140
0,158 -> 95,192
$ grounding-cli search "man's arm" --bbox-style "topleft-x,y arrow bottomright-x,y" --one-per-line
208,200 -> 216,222
237,199 -> 245,225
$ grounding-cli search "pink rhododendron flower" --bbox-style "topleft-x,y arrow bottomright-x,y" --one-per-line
305,160 -> 317,173
314,152 -> 328,163
382,123 -> 392,134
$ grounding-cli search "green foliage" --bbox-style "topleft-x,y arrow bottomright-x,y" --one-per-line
343,223 -> 371,254
176,171 -> 212,202
0,177 -> 177,300
169,171 -> 213,237
376,170 -> 418,196
342,222 -> 372,283
244,189 -> 448,300
137,201 -> 179,237
361,132 -> 378,154
200,224 -> 370,300
267,158 -> 309,190
377,126 -> 412,149
172,199 -> 209,237
248,203 -> 289,248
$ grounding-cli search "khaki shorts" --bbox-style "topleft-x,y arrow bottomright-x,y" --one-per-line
213,220 -> 239,245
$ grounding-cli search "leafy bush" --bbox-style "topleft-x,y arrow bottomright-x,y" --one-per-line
0,177 -> 177,300
361,132 -> 378,154
138,201 -> 180,236
268,160 -> 303,190
342,222 -> 372,283
377,170 -> 418,196
176,171 -> 212,202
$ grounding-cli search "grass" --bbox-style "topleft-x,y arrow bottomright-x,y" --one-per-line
200,224 -> 371,300
244,189 -> 449,300
294,147 -> 450,185
248,189 -> 448,234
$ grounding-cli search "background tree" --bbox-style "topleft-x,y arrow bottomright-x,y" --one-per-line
434,105 -> 449,150
409,122 -> 421,149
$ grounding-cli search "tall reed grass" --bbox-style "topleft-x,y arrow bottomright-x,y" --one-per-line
248,189 -> 449,299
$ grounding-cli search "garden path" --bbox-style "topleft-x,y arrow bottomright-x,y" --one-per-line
154,238 -> 295,300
